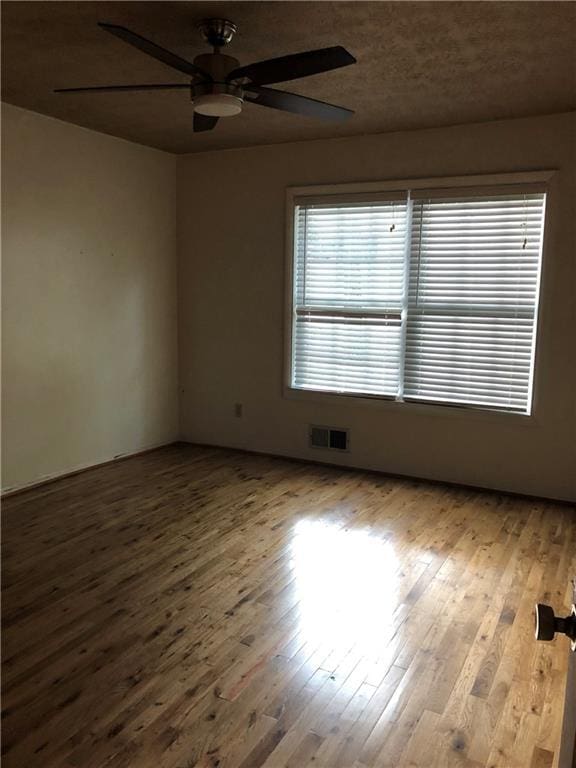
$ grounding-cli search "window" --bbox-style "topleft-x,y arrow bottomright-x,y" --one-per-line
287,175 -> 548,414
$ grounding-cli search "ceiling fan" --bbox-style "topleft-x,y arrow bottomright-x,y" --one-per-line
54,19 -> 356,132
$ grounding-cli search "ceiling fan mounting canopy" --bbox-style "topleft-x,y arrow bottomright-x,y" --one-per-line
54,18 -> 356,133
197,18 -> 238,49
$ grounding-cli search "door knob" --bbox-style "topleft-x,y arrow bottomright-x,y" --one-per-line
535,603 -> 576,650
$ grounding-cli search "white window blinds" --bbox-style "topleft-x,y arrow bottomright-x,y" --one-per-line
405,193 -> 545,411
290,186 -> 546,414
292,198 -> 408,396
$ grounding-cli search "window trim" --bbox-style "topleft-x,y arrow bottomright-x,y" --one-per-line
284,170 -> 555,419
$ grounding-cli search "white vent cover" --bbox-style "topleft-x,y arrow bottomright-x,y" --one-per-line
309,425 -> 349,451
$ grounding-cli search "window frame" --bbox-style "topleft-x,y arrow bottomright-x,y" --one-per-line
284,170 -> 554,420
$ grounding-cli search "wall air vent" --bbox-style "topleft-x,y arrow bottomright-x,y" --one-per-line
309,425 -> 349,451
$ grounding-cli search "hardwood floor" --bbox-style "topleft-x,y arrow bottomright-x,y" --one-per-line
2,444 -> 575,768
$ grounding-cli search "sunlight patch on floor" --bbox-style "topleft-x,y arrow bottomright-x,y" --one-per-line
290,519 -> 400,657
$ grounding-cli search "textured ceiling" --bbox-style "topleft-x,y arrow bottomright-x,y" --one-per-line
2,1 -> 575,154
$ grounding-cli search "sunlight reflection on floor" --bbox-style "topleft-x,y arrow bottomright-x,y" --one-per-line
290,519 -> 400,658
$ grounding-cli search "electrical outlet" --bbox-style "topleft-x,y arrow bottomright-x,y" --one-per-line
234,403 -> 243,418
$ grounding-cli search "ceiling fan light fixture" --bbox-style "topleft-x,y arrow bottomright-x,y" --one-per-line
193,93 -> 243,117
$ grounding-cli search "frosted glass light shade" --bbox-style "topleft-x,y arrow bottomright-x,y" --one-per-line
193,94 -> 243,117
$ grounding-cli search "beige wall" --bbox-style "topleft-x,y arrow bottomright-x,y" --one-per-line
178,112 -> 576,501
3,106 -> 574,500
1,104 -> 179,491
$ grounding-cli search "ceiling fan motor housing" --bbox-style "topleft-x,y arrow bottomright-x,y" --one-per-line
192,53 -> 243,116
193,53 -> 239,82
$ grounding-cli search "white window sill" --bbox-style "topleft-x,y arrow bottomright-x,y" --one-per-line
283,385 -> 540,427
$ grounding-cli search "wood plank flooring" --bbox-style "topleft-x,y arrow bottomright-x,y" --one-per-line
2,444 -> 575,768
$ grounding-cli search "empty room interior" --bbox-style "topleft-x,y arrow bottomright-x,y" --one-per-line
2,2 -> 576,767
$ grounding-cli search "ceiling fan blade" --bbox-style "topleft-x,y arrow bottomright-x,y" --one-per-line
244,85 -> 354,122
54,83 -> 191,94
227,46 -> 355,86
99,23 -> 210,81
193,113 -> 219,132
